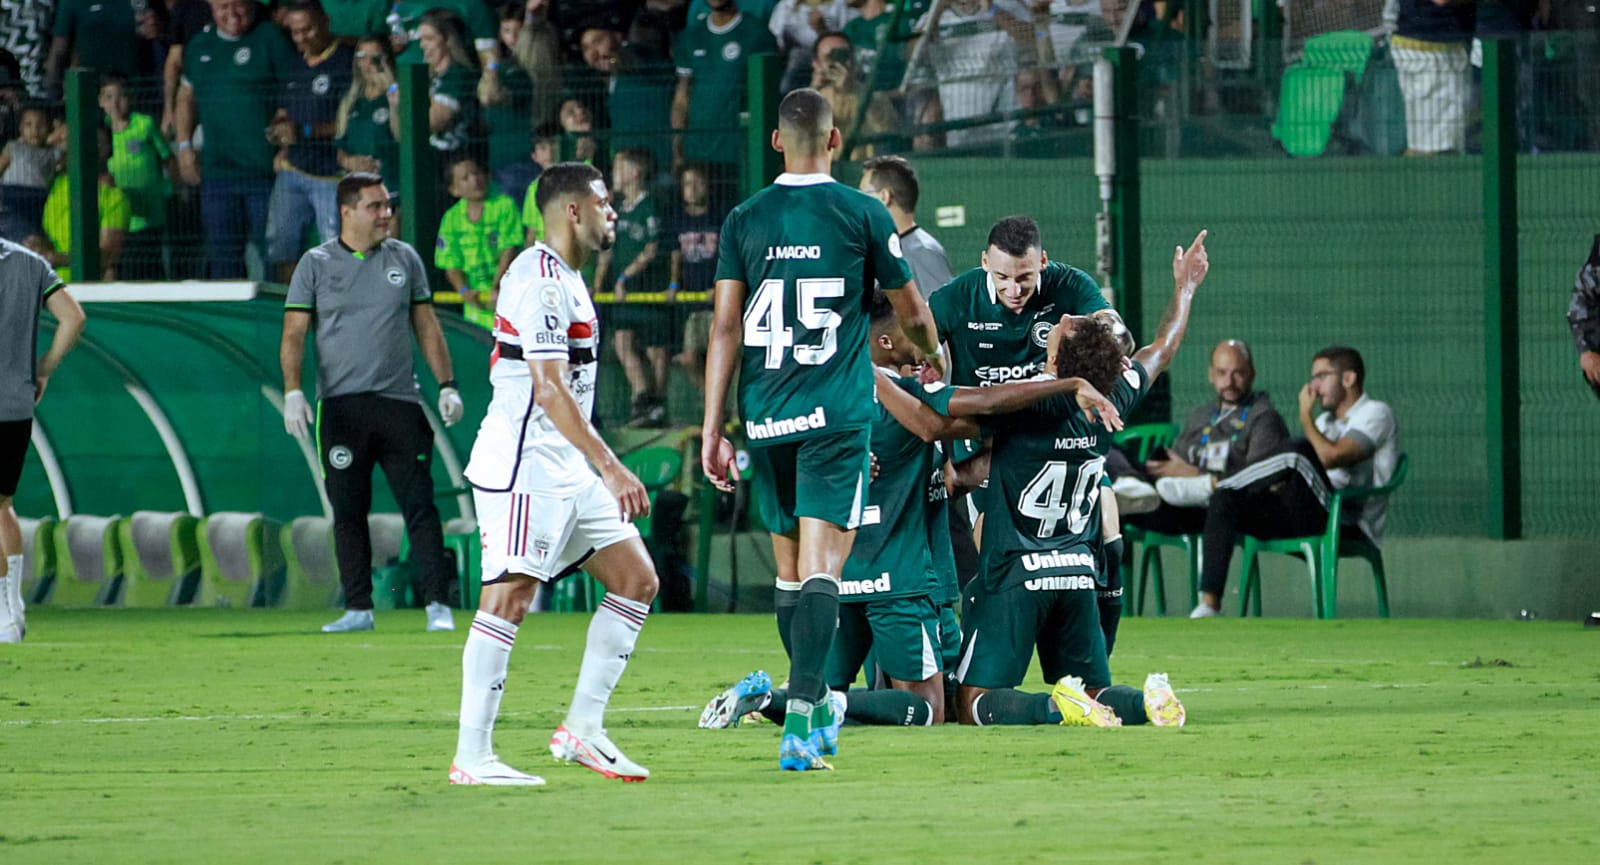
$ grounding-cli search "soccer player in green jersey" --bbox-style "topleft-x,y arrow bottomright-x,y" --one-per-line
882,231 -> 1210,728
700,89 -> 944,771
699,292 -> 1121,730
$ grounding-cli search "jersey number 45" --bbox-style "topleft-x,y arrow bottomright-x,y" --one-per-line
1019,456 -> 1106,538
744,278 -> 844,369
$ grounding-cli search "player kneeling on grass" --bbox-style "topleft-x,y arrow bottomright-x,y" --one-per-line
449,163 -> 658,786
885,232 -> 1209,728
701,292 -> 1130,730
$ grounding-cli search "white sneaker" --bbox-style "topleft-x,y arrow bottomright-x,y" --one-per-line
0,620 -> 20,644
321,609 -> 375,632
1112,476 -> 1161,515
2,568 -> 23,637
550,724 -> 649,782
425,602 -> 455,632
1156,474 -> 1216,508
0,576 -> 19,643
1143,672 -> 1187,727
449,756 -> 546,786
1189,603 -> 1219,619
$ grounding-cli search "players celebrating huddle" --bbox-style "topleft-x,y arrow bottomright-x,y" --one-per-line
446,87 -> 1211,784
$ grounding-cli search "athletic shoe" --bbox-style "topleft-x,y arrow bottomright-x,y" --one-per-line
424,602 -> 456,632
779,732 -> 832,772
810,690 -> 846,756
549,725 -> 649,782
449,757 -> 546,786
1049,676 -> 1122,727
1189,603 -> 1219,619
0,620 -> 20,644
321,609 -> 375,632
1143,672 -> 1187,727
1112,476 -> 1161,515
698,670 -> 772,729
1156,474 -> 1216,508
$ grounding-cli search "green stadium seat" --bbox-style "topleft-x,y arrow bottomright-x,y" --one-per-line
442,516 -> 481,611
117,511 -> 201,607
51,515 -> 125,606
280,517 -> 340,609
17,516 -> 56,604
368,513 -> 411,609
1112,424 -> 1195,617
196,512 -> 285,608
1238,453 -> 1408,619
1271,31 -> 1376,157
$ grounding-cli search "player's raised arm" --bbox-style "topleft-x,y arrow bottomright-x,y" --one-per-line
1132,229 -> 1209,382
701,276 -> 746,491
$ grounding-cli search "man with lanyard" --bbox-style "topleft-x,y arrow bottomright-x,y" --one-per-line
280,172 -> 465,634
1111,339 -> 1290,536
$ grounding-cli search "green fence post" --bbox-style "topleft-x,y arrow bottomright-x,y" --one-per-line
65,68 -> 101,282
1482,38 -> 1521,540
743,53 -> 782,200
397,64 -> 439,284
1106,46 -> 1141,341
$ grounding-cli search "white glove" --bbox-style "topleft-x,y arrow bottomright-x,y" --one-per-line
283,389 -> 314,439
438,386 -> 464,427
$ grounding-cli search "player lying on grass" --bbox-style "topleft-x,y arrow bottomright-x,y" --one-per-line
873,231 -> 1209,727
700,293 -> 1125,730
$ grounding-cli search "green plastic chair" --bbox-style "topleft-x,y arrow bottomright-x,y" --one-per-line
1112,424 -> 1200,616
552,446 -> 684,613
1301,30 -> 1375,84
279,517 -> 340,610
117,512 -> 201,607
196,513 -> 286,608
51,516 -> 125,606
17,517 -> 57,604
1238,453 -> 1408,619
1272,66 -> 1349,157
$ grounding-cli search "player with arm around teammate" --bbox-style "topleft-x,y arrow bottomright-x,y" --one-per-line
449,163 -> 658,786
699,88 -> 944,771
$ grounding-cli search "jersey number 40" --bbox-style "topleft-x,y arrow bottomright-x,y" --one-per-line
1018,456 -> 1106,538
744,278 -> 844,369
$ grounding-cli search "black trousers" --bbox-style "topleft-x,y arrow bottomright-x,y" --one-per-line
1198,438 -> 1338,599
319,393 -> 450,610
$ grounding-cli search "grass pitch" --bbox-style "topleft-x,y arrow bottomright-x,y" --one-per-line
2,609 -> 1596,865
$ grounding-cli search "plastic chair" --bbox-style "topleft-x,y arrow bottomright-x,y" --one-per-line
117,512 -> 201,607
1272,31 -> 1375,157
196,512 -> 286,608
552,446 -> 684,613
1238,453 -> 1408,619
51,515 -> 125,606
1112,424 -> 1199,616
17,516 -> 57,604
280,517 -> 340,609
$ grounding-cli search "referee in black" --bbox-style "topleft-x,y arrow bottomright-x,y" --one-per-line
280,172 -> 465,633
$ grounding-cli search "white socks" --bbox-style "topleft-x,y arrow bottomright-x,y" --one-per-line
565,594 -> 650,735
457,610 -> 518,762
2,554 -> 23,634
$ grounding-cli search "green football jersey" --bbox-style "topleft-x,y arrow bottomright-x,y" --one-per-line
435,193 -> 522,295
929,260 -> 1110,387
714,174 -> 912,445
182,23 -> 296,179
975,363 -> 1152,591
612,192 -> 668,291
907,383 -> 961,604
673,12 -> 778,165
840,374 -> 943,602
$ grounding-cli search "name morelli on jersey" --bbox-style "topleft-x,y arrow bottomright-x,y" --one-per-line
745,406 -> 829,440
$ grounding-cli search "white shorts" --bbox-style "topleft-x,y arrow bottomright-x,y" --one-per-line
475,475 -> 641,583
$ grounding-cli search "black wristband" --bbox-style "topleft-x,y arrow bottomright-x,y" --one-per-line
440,379 -> 457,390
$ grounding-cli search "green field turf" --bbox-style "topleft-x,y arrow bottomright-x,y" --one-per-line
3,609 -> 1597,865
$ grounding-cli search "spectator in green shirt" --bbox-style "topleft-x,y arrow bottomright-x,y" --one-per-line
594,148 -> 672,427
417,8 -> 479,157
671,0 -> 778,209
99,73 -> 172,280
322,0 -> 388,41
26,126 -> 129,282
517,122 -> 561,245
482,4 -> 539,203
436,155 -> 523,329
335,36 -> 401,190
44,0 -> 145,99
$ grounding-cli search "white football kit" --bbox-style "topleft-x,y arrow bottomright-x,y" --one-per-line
464,242 -> 639,582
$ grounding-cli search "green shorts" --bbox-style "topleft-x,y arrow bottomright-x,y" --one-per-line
938,602 -> 962,673
954,560 -> 1109,691
748,428 -> 869,534
825,593 -> 942,686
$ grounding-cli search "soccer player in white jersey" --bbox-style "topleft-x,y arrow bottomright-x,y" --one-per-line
449,163 -> 657,786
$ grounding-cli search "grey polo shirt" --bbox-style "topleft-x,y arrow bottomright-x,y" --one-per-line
0,239 -> 66,422
900,225 -> 954,300
286,238 -> 432,403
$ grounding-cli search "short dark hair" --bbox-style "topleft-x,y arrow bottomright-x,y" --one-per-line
1314,345 -> 1366,388
337,172 -> 385,208
987,216 -> 1041,258
778,88 -> 833,146
98,71 -> 128,91
867,288 -> 896,331
614,147 -> 654,179
535,161 -> 604,215
862,154 -> 919,213
1053,318 -> 1125,396
447,152 -> 483,175
533,122 -> 562,146
280,0 -> 327,19
813,30 -> 852,61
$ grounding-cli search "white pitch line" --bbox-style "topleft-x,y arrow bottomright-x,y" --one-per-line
2,705 -> 702,728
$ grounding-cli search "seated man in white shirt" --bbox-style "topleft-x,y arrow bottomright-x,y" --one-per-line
1191,346 -> 1400,618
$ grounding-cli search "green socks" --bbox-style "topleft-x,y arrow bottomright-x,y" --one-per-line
786,577 -> 839,705
761,687 -> 931,726
773,579 -> 801,661
1094,684 -> 1148,726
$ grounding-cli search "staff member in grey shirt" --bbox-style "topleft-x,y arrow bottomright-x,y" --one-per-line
859,155 -> 954,300
281,172 -> 466,634
0,239 -> 85,644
